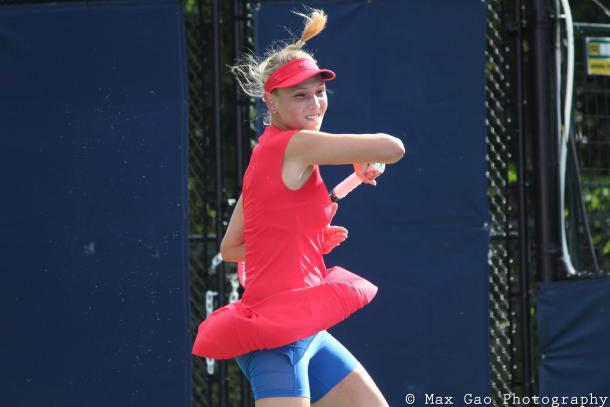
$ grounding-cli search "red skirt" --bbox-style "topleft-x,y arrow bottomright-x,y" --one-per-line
192,266 -> 378,360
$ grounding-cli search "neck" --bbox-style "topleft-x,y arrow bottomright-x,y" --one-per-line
270,120 -> 289,131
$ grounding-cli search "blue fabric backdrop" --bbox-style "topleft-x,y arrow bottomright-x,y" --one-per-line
538,277 -> 610,397
255,1 -> 489,405
0,1 -> 190,406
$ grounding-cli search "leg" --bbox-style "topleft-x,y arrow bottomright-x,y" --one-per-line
235,333 -> 319,406
312,363 -> 388,407
307,331 -> 388,407
256,396 -> 310,407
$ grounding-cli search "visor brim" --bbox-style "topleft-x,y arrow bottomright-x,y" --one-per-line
270,69 -> 336,91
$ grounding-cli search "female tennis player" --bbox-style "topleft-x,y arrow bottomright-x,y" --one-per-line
192,8 -> 404,407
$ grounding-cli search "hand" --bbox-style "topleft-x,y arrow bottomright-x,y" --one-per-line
321,203 -> 348,254
353,162 -> 385,186
321,225 -> 348,254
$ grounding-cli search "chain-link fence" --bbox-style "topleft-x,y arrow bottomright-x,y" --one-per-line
185,0 -> 255,405
184,0 -> 216,404
566,22 -> 610,277
485,0 -> 531,403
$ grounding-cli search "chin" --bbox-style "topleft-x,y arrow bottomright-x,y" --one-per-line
295,119 -> 323,131
309,122 -> 323,131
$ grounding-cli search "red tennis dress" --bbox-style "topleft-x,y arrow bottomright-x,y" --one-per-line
192,125 -> 378,360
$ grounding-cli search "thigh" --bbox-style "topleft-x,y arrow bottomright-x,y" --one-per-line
235,334 -> 317,402
312,364 -> 388,407
307,332 -> 388,407
307,331 -> 360,403
255,397 -> 309,407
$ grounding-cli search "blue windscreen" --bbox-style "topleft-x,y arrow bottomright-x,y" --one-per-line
538,278 -> 610,396
255,1 -> 489,405
0,1 -> 190,406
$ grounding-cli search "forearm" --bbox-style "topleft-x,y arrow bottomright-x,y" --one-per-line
221,243 -> 246,262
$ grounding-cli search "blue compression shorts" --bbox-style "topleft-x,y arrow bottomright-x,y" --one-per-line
235,330 -> 359,402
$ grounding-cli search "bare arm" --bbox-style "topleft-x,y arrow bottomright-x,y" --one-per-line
220,195 -> 245,262
284,131 -> 405,166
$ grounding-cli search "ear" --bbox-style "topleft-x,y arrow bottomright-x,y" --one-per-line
264,91 -> 278,113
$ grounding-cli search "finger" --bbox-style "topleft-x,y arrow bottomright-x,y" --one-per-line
328,225 -> 348,233
323,237 -> 338,245
328,234 -> 348,243
356,163 -> 371,181
329,235 -> 347,243
366,164 -> 381,174
325,235 -> 347,244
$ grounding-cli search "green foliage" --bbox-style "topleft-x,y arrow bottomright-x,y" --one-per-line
508,162 -> 517,184
585,186 -> 609,211
184,0 -> 197,13
584,184 -> 610,268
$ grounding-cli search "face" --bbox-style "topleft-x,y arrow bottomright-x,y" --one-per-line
266,75 -> 328,131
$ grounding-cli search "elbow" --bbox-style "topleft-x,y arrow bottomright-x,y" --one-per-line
383,136 -> 406,164
221,239 -> 244,262
394,138 -> 406,161
220,247 -> 228,262
220,241 -> 232,262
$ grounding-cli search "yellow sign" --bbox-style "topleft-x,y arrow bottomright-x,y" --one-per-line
586,37 -> 610,76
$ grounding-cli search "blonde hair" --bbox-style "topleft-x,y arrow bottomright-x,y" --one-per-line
229,7 -> 329,124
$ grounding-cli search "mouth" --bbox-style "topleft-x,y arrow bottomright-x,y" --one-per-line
305,114 -> 321,121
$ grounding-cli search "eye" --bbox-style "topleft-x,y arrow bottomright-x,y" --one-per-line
295,93 -> 305,98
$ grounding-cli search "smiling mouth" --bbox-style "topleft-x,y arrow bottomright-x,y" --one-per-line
305,114 -> 321,120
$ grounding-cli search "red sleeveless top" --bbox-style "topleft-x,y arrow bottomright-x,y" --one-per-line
192,125 -> 378,360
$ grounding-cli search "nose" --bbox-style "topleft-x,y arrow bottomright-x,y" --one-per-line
310,94 -> 322,110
